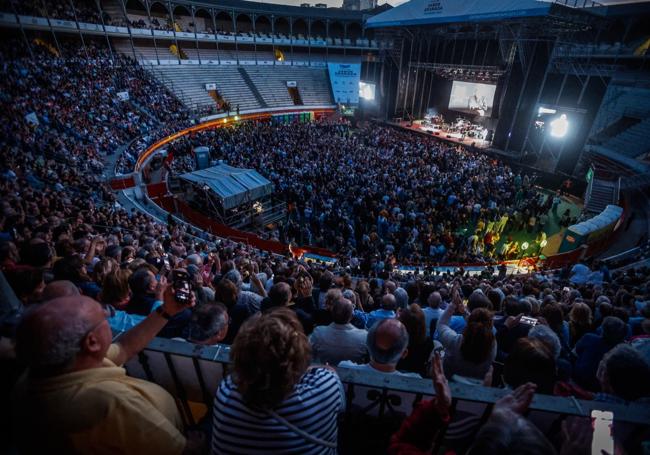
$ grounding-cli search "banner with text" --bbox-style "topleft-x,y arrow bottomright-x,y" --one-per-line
328,63 -> 361,105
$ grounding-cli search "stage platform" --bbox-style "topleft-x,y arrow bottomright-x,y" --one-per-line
392,120 -> 492,149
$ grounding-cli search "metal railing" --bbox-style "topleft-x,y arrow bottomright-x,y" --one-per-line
120,334 -> 650,451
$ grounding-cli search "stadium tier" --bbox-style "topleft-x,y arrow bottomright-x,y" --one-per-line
2,0 -> 650,454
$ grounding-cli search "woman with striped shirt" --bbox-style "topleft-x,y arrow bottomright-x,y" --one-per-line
211,308 -> 345,454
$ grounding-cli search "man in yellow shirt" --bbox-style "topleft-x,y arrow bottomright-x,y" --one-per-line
12,282 -> 200,454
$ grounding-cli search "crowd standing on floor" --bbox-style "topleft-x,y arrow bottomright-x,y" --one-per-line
164,119 -> 577,266
0,39 -> 648,454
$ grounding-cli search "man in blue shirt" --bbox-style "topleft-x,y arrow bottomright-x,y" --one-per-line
367,294 -> 397,329
422,291 -> 444,339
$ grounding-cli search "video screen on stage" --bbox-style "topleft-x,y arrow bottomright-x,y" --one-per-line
448,81 -> 496,117
359,81 -> 376,101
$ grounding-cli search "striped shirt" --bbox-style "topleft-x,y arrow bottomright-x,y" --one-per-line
211,368 -> 345,455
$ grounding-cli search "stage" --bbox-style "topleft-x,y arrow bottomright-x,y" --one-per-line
393,120 -> 492,149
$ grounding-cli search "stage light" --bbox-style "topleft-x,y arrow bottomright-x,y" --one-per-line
538,106 -> 557,115
550,114 -> 569,138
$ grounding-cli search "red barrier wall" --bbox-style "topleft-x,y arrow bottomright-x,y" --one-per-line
109,175 -> 136,190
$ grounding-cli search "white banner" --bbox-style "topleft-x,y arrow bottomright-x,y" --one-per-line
116,91 -> 130,101
328,63 -> 361,105
205,83 -> 217,90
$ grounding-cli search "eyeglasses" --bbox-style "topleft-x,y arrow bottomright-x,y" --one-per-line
81,307 -> 111,342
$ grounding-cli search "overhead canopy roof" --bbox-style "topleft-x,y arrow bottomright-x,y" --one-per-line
179,164 -> 273,210
366,0 -> 553,28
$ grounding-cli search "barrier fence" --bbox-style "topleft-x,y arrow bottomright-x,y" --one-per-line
121,334 -> 650,452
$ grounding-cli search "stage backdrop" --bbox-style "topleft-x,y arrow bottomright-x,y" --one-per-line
328,63 -> 361,105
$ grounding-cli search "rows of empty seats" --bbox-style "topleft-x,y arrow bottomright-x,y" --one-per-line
148,65 -> 261,111
602,117 -> 650,159
146,64 -> 334,112
245,66 -> 334,107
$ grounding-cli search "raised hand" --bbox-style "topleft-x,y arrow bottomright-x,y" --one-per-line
494,382 -> 536,416
431,352 -> 451,416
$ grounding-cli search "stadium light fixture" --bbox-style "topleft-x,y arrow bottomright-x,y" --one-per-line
550,114 -> 569,138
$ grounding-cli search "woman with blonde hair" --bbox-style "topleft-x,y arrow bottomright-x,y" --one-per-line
212,308 -> 344,454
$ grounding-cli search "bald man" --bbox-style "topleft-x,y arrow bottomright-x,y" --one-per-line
40,279 -> 80,301
12,287 -> 199,454
366,293 -> 397,329
338,319 -> 421,378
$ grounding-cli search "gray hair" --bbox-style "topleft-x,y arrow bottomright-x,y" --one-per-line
186,303 -> 228,343
394,287 -> 409,309
367,319 -> 409,366
223,269 -> 242,288
16,309 -> 92,374
528,325 -> 561,360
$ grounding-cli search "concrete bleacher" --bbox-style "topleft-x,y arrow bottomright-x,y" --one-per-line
602,117 -> 650,159
146,64 -> 333,111
147,65 -> 261,111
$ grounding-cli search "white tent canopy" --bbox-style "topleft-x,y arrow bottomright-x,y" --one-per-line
366,0 -> 552,28
179,164 -> 273,210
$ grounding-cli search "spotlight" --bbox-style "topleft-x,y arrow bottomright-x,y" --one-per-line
223,118 -> 228,124
550,114 -> 569,138
234,115 -> 240,121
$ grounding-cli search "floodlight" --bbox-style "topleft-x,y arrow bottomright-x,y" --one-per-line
550,114 -> 569,138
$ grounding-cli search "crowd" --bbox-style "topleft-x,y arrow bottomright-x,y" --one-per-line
164,119 -> 575,266
0,36 -> 648,454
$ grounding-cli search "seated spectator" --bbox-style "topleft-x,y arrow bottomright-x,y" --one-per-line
573,316 -> 627,391
397,304 -> 434,377
126,267 -> 163,315
212,308 -> 344,453
222,269 -> 263,312
12,292 -> 200,453
52,255 -> 100,300
310,297 -> 367,365
356,280 -> 375,312
342,288 -> 369,329
339,318 -> 421,378
437,287 -> 496,381
595,344 -> 650,403
262,282 -> 313,334
494,296 -> 532,358
182,302 -> 229,345
568,302 -> 593,348
367,294 -> 397,329
422,291 -> 443,339
504,338 -> 556,394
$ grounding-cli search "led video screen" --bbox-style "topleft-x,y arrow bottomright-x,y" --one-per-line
448,81 -> 496,117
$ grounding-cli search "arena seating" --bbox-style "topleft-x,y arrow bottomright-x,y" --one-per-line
1,9 -> 650,453
147,64 -> 334,112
